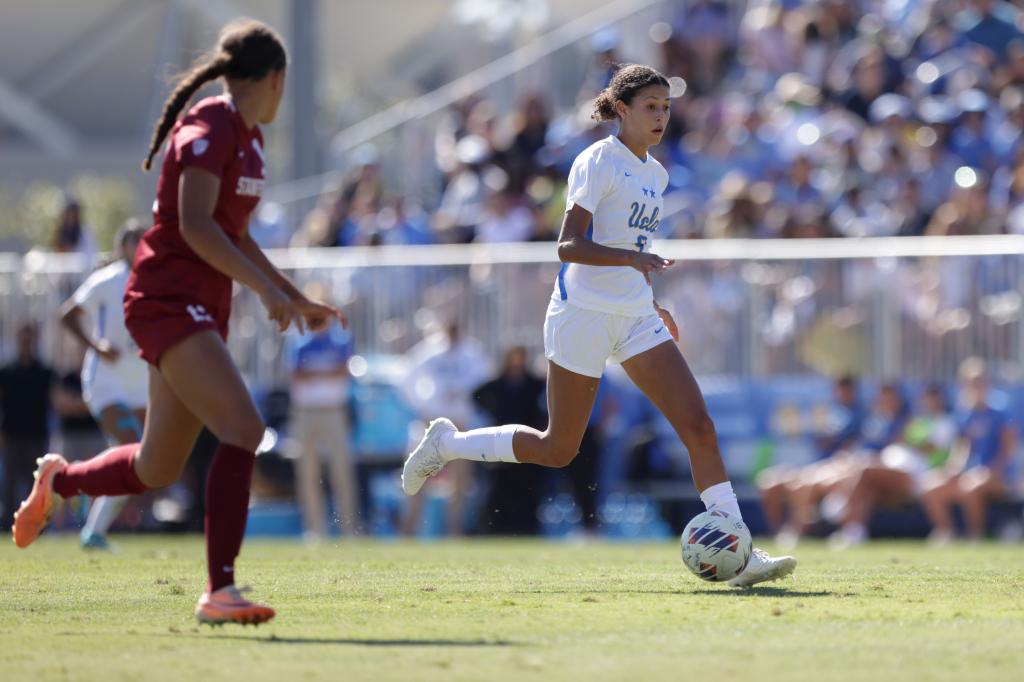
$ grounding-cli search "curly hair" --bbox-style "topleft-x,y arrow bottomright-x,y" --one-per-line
592,64 -> 670,122
142,19 -> 287,171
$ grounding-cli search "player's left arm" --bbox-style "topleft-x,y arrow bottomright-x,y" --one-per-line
238,230 -> 347,331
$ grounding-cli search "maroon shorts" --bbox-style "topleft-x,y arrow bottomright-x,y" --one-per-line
124,296 -> 229,366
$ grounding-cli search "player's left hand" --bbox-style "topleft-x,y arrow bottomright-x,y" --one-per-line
296,297 -> 348,332
654,302 -> 679,342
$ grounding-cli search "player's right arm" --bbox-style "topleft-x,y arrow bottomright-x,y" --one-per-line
57,299 -> 119,363
178,167 -> 303,333
557,204 -> 671,283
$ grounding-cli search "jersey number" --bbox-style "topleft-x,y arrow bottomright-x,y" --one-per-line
187,304 -> 214,323
635,235 -> 648,253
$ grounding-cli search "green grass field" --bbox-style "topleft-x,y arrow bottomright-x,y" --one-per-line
2,536 -> 1022,682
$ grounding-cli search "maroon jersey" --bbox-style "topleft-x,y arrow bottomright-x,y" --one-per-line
126,96 -> 265,320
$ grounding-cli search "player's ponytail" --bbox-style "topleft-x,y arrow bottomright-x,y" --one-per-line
142,19 -> 287,171
591,64 -> 670,122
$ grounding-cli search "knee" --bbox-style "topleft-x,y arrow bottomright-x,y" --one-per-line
217,414 -> 266,452
681,411 -> 717,447
135,461 -> 184,489
544,442 -> 579,468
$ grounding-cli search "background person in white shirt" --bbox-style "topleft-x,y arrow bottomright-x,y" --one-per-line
58,220 -> 148,549
403,65 -> 795,586
400,321 -> 491,536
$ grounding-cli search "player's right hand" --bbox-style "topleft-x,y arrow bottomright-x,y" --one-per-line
95,339 -> 121,363
258,283 -> 304,334
629,252 -> 674,285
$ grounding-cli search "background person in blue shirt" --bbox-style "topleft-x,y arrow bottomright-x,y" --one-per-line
777,382 -> 907,547
921,357 -> 1019,543
287,284 -> 359,541
758,375 -> 863,538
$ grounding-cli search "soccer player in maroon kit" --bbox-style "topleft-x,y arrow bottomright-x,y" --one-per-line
11,19 -> 342,626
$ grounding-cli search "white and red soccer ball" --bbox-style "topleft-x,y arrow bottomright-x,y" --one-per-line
680,509 -> 752,582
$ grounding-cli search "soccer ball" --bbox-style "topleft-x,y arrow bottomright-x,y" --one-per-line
680,510 -> 752,582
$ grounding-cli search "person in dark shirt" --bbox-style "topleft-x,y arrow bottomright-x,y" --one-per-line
0,323 -> 55,530
473,346 -> 546,534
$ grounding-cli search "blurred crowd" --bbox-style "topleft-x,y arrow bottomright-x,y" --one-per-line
267,0 -> 1024,248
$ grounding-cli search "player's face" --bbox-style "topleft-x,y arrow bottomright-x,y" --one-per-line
623,85 -> 670,147
260,68 -> 286,124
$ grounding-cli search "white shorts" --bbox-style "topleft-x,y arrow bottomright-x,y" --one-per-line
543,297 -> 670,378
879,444 -> 932,495
84,371 -> 148,417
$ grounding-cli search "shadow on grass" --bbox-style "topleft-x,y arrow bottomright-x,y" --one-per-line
143,633 -> 517,647
691,587 -> 836,598
508,587 -> 833,598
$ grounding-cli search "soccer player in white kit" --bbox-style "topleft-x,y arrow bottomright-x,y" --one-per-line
59,220 -> 149,550
403,65 -> 796,586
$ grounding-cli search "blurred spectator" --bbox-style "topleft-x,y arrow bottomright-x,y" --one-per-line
475,188 -> 533,243
920,357 -> 1018,542
758,374 -> 862,535
0,323 -> 55,530
777,383 -> 909,545
51,197 -> 98,265
286,284 -> 360,540
959,0 -> 1022,63
473,346 -> 546,533
829,384 -> 958,548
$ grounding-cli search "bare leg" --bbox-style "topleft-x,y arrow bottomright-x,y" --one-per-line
757,469 -> 793,533
843,465 -> 912,527
619,342 -> 725,492
511,361 -> 601,468
958,467 -> 1005,540
920,473 -> 958,539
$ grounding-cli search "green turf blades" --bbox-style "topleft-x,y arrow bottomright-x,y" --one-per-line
1,537 -> 1023,682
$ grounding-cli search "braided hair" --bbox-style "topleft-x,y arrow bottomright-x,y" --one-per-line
142,19 -> 287,171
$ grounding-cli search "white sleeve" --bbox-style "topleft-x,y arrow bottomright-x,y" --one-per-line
566,149 -> 612,214
70,270 -> 103,317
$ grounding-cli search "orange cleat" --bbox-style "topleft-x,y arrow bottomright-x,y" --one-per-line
12,454 -> 68,548
195,585 -> 276,626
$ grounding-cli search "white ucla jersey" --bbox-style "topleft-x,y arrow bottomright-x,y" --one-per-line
71,260 -> 148,406
553,135 -> 669,317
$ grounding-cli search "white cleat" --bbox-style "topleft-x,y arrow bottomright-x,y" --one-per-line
728,548 -> 797,588
401,418 -> 457,496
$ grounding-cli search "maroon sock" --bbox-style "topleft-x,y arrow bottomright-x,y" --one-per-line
52,444 -> 148,498
205,443 -> 255,592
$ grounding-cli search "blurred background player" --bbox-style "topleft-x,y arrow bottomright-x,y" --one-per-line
403,64 -> 795,587
58,219 -> 148,550
12,19 -> 343,626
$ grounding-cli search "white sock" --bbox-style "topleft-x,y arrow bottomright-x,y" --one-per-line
700,481 -> 743,521
82,496 -> 128,537
442,425 -> 521,463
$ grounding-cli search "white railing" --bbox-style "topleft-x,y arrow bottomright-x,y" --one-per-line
2,236 -> 1022,385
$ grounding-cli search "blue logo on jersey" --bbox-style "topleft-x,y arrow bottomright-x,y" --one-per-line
628,202 -> 660,233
